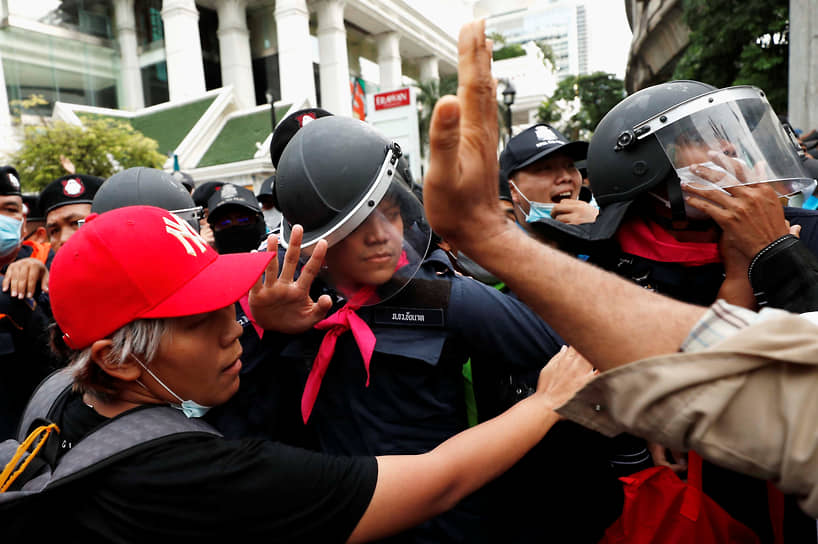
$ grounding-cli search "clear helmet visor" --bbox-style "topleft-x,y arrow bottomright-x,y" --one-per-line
636,86 -> 815,198
312,177 -> 431,307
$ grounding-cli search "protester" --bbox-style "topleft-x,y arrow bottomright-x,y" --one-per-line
422,19 -> 818,519
191,180 -> 225,246
501,123 -> 598,233
0,204 -> 594,541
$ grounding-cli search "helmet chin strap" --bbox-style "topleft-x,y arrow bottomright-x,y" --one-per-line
666,176 -> 688,228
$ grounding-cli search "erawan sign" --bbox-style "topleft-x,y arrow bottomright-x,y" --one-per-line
366,87 -> 421,181
374,89 -> 411,111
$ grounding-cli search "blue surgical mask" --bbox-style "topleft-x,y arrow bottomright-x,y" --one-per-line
135,358 -> 212,418
508,180 -> 555,223
0,214 -> 22,257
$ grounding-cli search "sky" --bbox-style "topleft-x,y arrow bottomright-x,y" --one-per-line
584,0 -> 633,80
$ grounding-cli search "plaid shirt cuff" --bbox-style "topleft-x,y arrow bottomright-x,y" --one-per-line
680,300 -> 760,353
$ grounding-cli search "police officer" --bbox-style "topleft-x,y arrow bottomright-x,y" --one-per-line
40,174 -> 105,254
248,115 -> 615,543
207,184 -> 267,254
256,175 -> 282,235
0,166 -> 58,439
534,80 -> 818,541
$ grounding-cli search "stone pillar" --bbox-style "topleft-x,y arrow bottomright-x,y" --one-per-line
275,0 -> 317,106
161,0 -> 206,102
316,0 -> 351,116
376,31 -> 402,91
418,55 -> 439,84
217,0 -> 255,109
113,0 -> 145,110
789,0 -> 818,132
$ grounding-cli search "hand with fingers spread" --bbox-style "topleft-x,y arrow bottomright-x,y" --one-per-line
248,225 -> 333,334
2,257 -> 48,300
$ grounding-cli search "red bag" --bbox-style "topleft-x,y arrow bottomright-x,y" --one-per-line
599,452 -> 760,543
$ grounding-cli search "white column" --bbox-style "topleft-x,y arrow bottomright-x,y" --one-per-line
418,55 -> 439,83
161,0 -> 206,102
0,51 -> 12,143
113,0 -> 145,110
789,0 -> 818,132
217,0 -> 255,110
376,31 -> 402,91
275,0 -> 317,106
316,0 -> 351,116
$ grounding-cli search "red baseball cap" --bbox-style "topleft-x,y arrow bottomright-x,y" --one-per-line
50,205 -> 273,349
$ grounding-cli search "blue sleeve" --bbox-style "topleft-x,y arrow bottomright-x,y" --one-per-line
447,275 -> 564,371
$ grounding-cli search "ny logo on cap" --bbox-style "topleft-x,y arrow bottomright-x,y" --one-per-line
164,215 -> 207,256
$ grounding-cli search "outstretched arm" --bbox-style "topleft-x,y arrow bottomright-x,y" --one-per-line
348,346 -> 595,543
422,20 -> 705,372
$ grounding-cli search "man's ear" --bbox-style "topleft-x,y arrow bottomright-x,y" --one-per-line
90,339 -> 142,382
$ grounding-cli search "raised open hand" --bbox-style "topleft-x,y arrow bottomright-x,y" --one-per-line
248,225 -> 333,334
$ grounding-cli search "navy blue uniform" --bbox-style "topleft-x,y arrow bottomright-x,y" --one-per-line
0,245 -> 58,440
268,249 -> 562,543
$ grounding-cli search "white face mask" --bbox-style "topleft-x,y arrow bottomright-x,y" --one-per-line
647,190 -> 713,221
135,358 -> 211,418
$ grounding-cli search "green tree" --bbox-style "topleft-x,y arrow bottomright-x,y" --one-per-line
673,0 -> 788,113
537,72 -> 626,140
416,74 -> 459,157
9,118 -> 167,191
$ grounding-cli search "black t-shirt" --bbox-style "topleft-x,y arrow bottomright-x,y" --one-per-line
5,393 -> 378,542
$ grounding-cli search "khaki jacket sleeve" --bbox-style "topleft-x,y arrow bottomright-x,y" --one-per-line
558,312 -> 818,517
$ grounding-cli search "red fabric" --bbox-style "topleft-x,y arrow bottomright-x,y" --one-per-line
599,463 -> 760,544
302,286 -> 376,423
49,206 -> 272,349
766,481 -> 785,544
615,217 -> 722,267
300,250 -> 411,423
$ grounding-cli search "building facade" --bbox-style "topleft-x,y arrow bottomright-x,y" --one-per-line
0,0 -> 470,182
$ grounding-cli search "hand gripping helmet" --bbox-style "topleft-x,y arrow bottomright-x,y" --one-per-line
534,80 -> 813,246
275,116 -> 431,305
92,167 -> 202,232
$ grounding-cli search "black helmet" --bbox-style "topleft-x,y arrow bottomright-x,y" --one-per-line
92,167 -> 202,232
588,80 -> 717,209
276,116 -> 404,250
276,115 -> 431,305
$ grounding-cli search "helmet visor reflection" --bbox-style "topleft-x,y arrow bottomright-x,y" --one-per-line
636,86 -> 815,197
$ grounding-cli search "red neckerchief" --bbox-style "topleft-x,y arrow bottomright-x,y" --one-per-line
615,217 -> 721,267
301,251 -> 410,423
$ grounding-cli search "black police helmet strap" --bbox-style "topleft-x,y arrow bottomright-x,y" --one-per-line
665,175 -> 687,223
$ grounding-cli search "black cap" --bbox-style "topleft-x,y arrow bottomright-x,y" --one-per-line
0,166 -> 21,196
207,183 -> 261,224
192,181 -> 225,208
22,194 -> 43,222
40,174 -> 105,215
257,174 -> 275,197
499,124 -> 588,178
270,107 -> 333,168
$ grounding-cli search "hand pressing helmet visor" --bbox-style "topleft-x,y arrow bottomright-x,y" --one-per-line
276,116 -> 431,305
632,86 -> 815,198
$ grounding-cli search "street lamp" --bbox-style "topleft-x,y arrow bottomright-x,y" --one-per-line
502,80 -> 516,143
